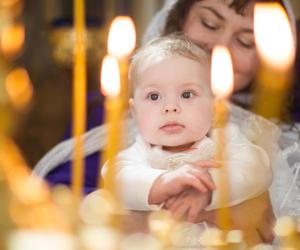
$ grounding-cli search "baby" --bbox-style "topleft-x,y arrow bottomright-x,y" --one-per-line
95,35 -> 272,223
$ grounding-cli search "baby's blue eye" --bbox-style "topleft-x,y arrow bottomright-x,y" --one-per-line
181,91 -> 194,99
147,93 -> 160,101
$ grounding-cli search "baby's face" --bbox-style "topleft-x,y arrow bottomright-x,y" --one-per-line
130,55 -> 213,150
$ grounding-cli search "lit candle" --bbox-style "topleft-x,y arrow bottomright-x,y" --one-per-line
107,16 -> 136,110
99,16 -> 135,190
253,3 -> 295,119
211,46 -> 234,231
8,230 -> 75,250
72,0 -> 86,200
100,54 -> 122,194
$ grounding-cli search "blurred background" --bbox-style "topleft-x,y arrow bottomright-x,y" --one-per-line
11,0 -> 300,167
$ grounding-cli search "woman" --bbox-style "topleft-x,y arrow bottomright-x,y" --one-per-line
34,0 -> 299,244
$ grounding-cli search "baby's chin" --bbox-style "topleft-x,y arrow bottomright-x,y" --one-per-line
149,140 -> 196,152
147,135 -> 205,150
162,142 -> 196,152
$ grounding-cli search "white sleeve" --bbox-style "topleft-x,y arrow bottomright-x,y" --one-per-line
101,141 -> 166,211
206,124 -> 272,210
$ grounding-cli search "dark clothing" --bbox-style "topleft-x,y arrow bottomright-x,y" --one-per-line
45,92 -> 104,194
45,152 -> 100,194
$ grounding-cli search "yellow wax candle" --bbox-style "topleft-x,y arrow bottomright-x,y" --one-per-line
100,55 -> 122,194
72,0 -> 86,200
253,3 -> 295,119
107,16 -> 136,111
98,16 -> 136,191
211,46 -> 234,231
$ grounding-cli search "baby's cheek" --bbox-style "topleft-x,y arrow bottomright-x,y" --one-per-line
138,122 -> 156,141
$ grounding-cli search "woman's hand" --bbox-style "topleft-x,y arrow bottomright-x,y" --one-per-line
164,188 -> 211,223
197,192 -> 275,246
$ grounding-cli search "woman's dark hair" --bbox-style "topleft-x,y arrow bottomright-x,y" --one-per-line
164,0 -> 260,35
163,0 -> 281,35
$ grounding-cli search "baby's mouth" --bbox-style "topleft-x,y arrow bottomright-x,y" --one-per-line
160,122 -> 184,133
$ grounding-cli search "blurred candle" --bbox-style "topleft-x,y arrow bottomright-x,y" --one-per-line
99,16 -> 135,189
5,67 -> 33,111
0,22 -> 25,58
72,0 -> 86,200
107,16 -> 136,110
100,55 -> 121,194
211,46 -> 234,231
253,3 -> 295,119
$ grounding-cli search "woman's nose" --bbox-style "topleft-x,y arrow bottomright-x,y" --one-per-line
207,33 -> 232,50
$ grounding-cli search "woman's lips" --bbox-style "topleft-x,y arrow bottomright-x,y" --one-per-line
160,122 -> 184,133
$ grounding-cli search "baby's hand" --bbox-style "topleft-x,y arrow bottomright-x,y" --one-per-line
164,188 -> 211,223
148,161 -> 216,206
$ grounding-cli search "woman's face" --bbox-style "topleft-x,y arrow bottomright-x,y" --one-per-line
182,0 -> 258,91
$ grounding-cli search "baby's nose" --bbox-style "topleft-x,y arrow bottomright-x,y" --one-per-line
163,101 -> 181,114
164,107 -> 179,113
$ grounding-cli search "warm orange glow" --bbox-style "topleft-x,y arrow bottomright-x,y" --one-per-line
1,0 -> 20,7
107,16 -> 136,58
101,55 -> 120,97
5,68 -> 33,110
211,46 -> 234,98
254,3 -> 295,71
0,23 -> 25,57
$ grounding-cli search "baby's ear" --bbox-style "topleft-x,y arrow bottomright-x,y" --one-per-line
129,98 -> 136,119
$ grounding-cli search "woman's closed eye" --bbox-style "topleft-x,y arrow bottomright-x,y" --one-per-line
237,35 -> 255,49
201,19 -> 219,31
147,92 -> 161,101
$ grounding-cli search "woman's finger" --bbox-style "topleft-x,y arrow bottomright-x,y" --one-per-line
189,169 -> 216,190
182,175 -> 208,193
164,196 -> 178,209
171,202 -> 189,221
191,160 -> 221,169
187,203 -> 200,223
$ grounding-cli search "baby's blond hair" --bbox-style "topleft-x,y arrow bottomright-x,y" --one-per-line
128,34 -> 210,96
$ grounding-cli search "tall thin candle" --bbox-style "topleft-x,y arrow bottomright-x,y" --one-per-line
253,5 -> 296,248
253,3 -> 295,119
211,45 -> 234,231
72,0 -> 86,200
100,55 -> 122,194
99,16 -> 135,191
107,16 -> 136,110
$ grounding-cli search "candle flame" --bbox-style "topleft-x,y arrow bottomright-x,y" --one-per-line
254,3 -> 295,71
101,55 -> 120,97
5,68 -> 33,110
1,0 -> 20,7
0,23 -> 25,57
107,16 -> 136,58
211,46 -> 234,98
